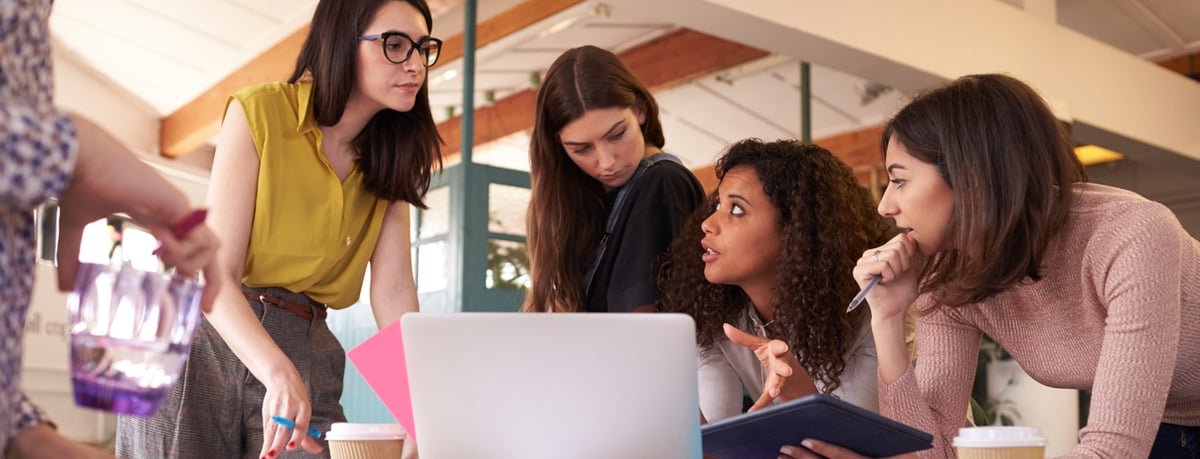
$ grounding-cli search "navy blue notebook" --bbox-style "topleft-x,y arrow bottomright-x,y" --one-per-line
701,394 -> 933,459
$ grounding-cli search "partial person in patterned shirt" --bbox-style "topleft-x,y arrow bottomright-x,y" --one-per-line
1,1 -> 221,457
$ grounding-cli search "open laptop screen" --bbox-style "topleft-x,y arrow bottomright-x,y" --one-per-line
401,313 -> 702,459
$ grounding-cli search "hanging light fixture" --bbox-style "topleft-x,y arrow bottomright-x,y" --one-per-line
1074,145 -> 1124,166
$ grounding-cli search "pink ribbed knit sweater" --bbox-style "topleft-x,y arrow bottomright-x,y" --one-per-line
880,183 -> 1200,458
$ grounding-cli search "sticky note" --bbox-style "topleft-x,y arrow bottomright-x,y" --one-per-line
346,320 -> 416,442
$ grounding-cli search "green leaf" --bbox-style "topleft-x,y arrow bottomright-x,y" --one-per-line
969,397 -> 992,426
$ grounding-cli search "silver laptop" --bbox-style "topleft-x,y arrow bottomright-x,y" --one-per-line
401,313 -> 702,459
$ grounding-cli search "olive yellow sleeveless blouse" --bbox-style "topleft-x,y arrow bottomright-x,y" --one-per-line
227,81 -> 387,308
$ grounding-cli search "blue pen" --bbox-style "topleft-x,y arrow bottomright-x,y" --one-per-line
845,275 -> 881,313
271,416 -> 322,439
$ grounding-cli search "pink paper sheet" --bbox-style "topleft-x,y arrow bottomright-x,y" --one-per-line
346,321 -> 416,442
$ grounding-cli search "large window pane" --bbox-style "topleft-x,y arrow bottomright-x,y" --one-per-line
485,239 -> 529,290
77,217 -> 162,272
121,226 -> 159,272
488,183 -> 530,236
416,241 -> 448,293
416,186 -> 450,240
37,201 -> 58,262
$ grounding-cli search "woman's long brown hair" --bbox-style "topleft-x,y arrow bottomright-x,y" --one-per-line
882,74 -> 1086,308
658,139 -> 892,394
522,46 -> 665,312
289,0 -> 443,207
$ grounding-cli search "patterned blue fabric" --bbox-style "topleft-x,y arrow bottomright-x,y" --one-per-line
1,0 -> 78,452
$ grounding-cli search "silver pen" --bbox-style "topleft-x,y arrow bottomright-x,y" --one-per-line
846,275 -> 881,313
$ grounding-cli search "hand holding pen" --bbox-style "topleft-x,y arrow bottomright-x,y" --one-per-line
846,274 -> 881,313
169,208 -> 209,240
152,208 -> 208,255
150,208 -> 218,276
271,416 -> 322,440
849,232 -> 919,319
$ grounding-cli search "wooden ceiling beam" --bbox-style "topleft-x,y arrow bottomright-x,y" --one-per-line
1157,50 -> 1200,81
437,28 -> 770,157
439,0 -> 583,66
159,26 -> 309,158
690,125 -> 886,194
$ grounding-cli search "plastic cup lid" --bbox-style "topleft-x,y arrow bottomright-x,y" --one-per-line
953,426 -> 1046,448
324,423 -> 407,441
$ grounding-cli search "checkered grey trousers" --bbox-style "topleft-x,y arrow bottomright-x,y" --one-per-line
115,286 -> 346,458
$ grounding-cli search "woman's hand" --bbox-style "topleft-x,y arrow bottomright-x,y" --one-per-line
724,324 -> 817,411
855,232 -> 921,384
779,439 -> 918,459
259,369 -> 323,458
54,114 -> 221,311
852,232 -> 919,321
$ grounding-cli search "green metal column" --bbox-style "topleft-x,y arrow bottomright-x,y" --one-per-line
460,0 -> 476,164
800,61 -> 811,143
455,0 -> 492,312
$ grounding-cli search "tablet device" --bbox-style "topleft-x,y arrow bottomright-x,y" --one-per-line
701,393 -> 933,458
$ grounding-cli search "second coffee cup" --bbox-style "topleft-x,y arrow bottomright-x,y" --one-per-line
325,423 -> 406,459
953,426 -> 1046,459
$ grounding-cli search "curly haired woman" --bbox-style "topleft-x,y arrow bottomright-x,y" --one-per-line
659,138 -> 893,422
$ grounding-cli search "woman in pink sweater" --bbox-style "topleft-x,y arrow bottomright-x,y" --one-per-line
788,74 -> 1199,459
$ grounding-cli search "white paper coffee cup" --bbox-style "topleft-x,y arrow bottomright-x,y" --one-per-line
325,423 -> 406,459
953,426 -> 1046,459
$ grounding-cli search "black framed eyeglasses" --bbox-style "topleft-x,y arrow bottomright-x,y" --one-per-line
357,32 -> 442,68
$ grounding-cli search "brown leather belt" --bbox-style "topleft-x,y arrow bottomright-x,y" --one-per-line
243,291 -> 327,321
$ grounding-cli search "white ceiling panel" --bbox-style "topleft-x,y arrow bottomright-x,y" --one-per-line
125,0 -> 284,48
1058,0 -> 1176,58
807,100 -> 860,139
51,0 -> 236,70
656,84 -> 793,147
520,22 -> 669,51
479,49 -> 567,72
696,74 -> 800,138
432,85 -> 525,105
230,0 -> 317,22
657,110 -> 729,169
428,91 -> 465,116
50,15 -> 211,110
430,0 -> 525,39
428,91 -> 491,118
686,58 -> 906,144
1143,0 -> 1200,46
808,65 -> 907,124
50,0 -> 317,115
428,89 -> 533,122
471,71 -> 536,92
608,27 -> 674,53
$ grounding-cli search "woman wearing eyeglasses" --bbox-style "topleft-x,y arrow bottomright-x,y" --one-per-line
116,1 -> 443,458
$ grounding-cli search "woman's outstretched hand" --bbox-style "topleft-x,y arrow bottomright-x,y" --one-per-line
779,439 -> 917,459
724,323 -> 817,412
54,114 -> 221,311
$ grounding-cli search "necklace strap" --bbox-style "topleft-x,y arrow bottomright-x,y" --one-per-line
748,309 -> 775,336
